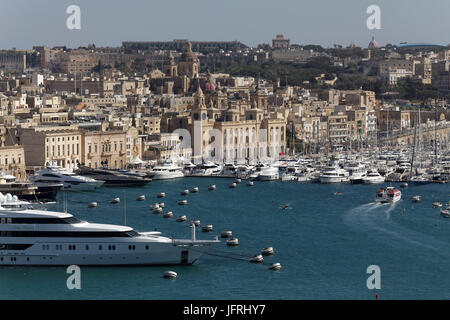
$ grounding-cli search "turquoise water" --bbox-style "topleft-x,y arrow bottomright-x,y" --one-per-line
0,178 -> 449,300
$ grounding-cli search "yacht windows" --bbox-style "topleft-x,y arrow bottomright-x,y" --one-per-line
1,231 -> 136,237
4,217 -> 82,224
42,174 -> 61,178
0,244 -> 33,250
128,245 -> 136,250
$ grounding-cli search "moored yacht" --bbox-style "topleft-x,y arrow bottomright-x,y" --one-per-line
76,166 -> 151,187
319,164 -> 349,183
362,170 -> 385,184
30,162 -> 104,191
147,160 -> 184,180
190,162 -> 223,176
258,166 -> 279,181
0,171 -> 62,202
0,193 -> 219,266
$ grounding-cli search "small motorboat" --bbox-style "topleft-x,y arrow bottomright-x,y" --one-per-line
181,190 -> 189,196
229,183 -> 237,189
246,181 -> 254,187
136,195 -> 146,201
334,192 -> 342,196
281,205 -> 289,210
111,198 -> 120,204
412,195 -> 422,203
191,187 -> 199,193
375,187 -> 401,203
158,202 -> 165,208
234,178 -> 242,184
157,192 -> 166,198
226,238 -> 239,246
178,199 -> 188,205
208,185 -> 216,191
400,183 -> 408,188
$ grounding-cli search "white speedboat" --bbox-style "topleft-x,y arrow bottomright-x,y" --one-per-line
362,171 -> 385,184
29,162 -> 104,191
147,160 -> 184,180
0,193 -> 219,266
374,187 -> 402,203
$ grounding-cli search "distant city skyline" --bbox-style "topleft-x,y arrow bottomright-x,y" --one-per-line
1,0 -> 450,50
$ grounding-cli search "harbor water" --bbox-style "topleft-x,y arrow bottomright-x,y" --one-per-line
0,178 -> 449,299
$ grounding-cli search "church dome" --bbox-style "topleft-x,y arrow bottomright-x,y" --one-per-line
368,36 -> 378,49
180,41 -> 198,62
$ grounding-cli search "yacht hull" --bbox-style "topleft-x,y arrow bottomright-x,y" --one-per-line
0,242 -> 212,266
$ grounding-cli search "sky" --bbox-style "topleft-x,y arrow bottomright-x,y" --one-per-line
1,0 -> 450,50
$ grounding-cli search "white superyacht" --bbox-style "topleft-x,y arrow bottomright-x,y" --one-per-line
29,162 -> 104,191
147,160 -> 184,180
0,193 -> 218,266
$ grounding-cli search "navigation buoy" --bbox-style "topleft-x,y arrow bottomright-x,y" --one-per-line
111,198 -> 120,204
191,219 -> 201,227
157,192 -> 166,198
202,224 -> 213,232
176,215 -> 187,222
208,185 -> 216,191
88,202 -> 97,208
226,238 -> 239,246
162,271 -> 177,279
250,254 -> 264,263
181,189 -> 189,196
432,202 -> 443,208
269,262 -> 282,271
261,247 -> 274,256
136,195 -> 146,201
152,207 -> 163,214
220,230 -> 233,238
192,187 -> 199,193
163,211 -> 173,219
150,203 -> 160,210
229,182 -> 237,188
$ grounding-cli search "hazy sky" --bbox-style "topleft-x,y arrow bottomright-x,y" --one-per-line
1,0 -> 449,49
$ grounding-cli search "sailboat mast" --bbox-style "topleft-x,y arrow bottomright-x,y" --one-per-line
409,113 -> 418,180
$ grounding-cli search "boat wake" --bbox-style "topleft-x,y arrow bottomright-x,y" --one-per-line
343,202 -> 450,255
